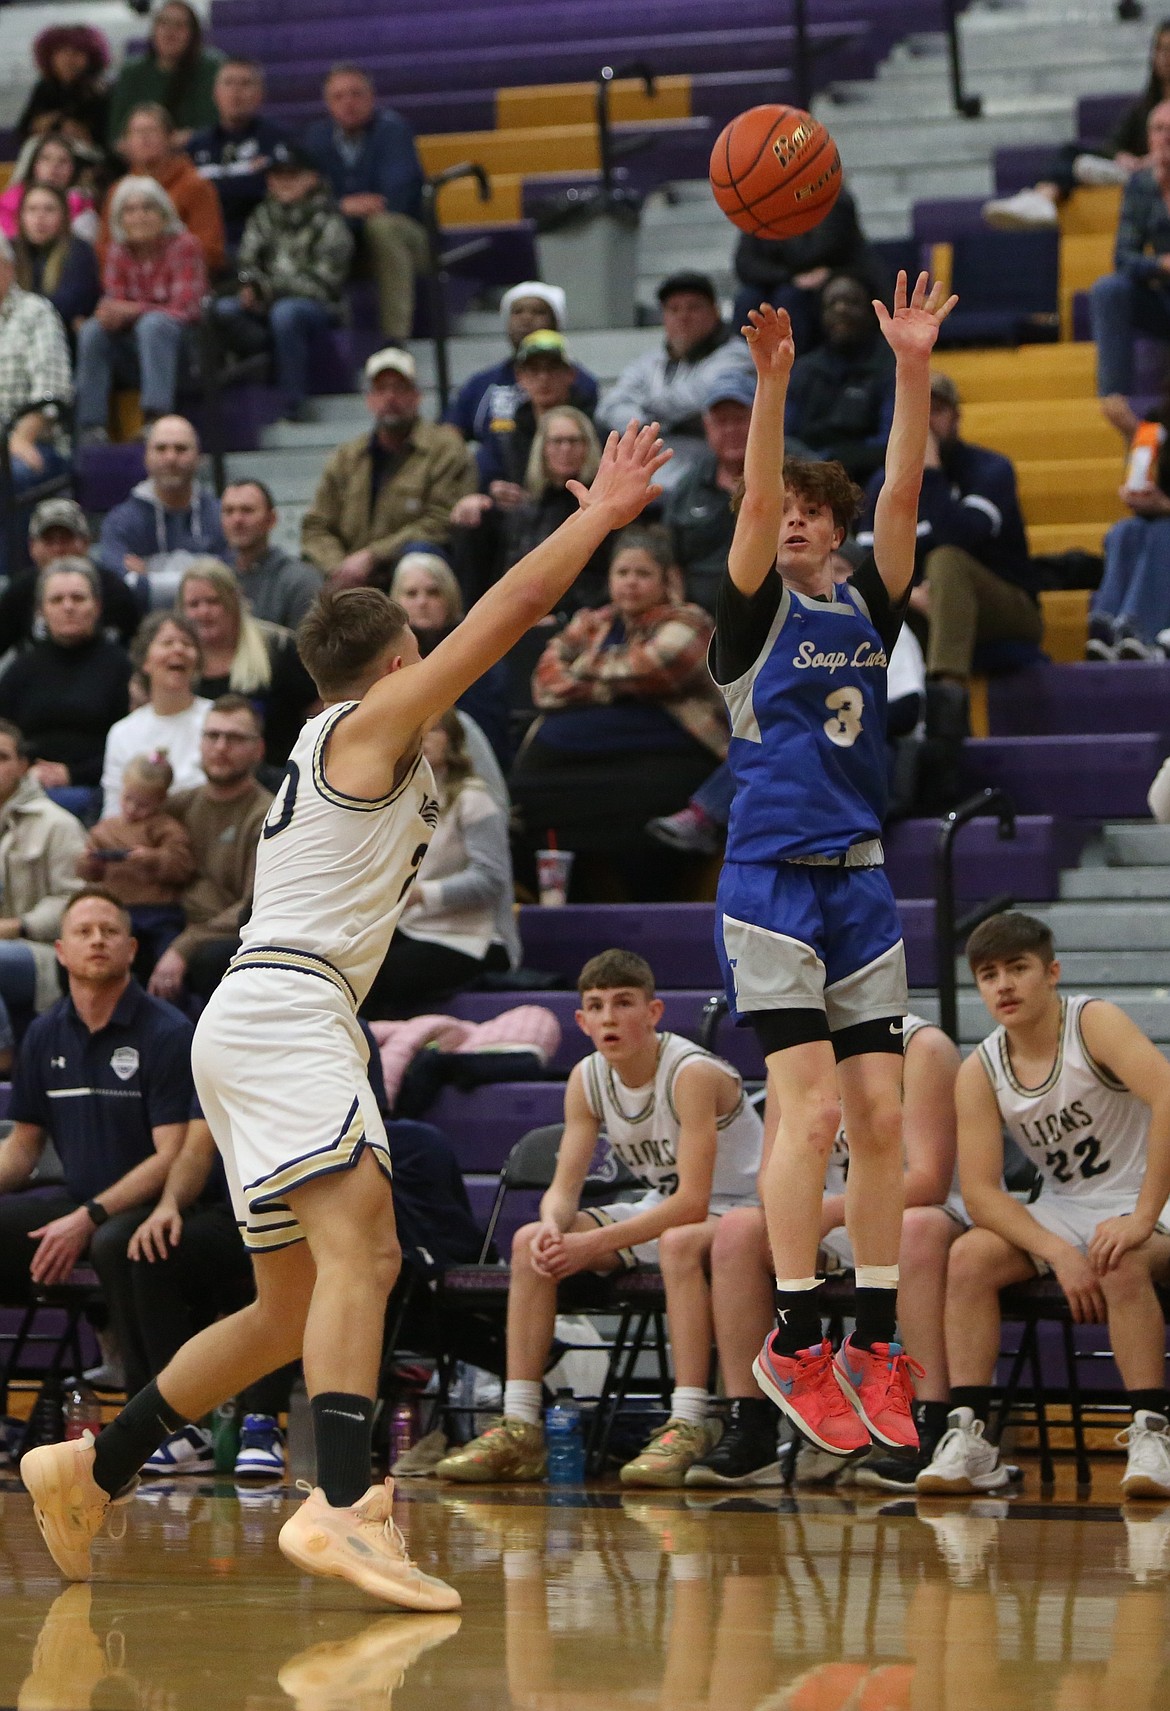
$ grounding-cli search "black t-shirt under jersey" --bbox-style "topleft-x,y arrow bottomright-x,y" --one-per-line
713,554 -> 906,685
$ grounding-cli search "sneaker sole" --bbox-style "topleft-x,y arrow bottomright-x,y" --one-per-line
851,1467 -> 919,1493
433,1463 -> 546,1484
916,1468 -> 1010,1495
1121,1474 -> 1170,1500
618,1465 -> 690,1488
684,1460 -> 785,1488
751,1355 -> 869,1456
143,1460 -> 215,1477
831,1362 -> 918,1451
278,1520 -> 462,1611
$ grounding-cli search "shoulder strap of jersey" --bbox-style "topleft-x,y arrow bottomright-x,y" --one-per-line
663,1036 -> 744,1127
1069,994 -> 1129,1092
581,1052 -> 606,1121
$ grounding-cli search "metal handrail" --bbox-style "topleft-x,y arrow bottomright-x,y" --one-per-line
1,396 -> 75,573
420,163 -> 491,416
934,787 -> 1016,1041
941,0 -> 983,118
596,61 -> 657,197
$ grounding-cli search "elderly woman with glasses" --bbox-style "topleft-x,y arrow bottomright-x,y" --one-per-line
74,174 -> 207,439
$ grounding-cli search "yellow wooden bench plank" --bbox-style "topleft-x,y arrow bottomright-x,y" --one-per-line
433,174 -> 522,225
933,343 -> 1097,403
959,397 -> 1119,461
419,124 -> 601,177
1059,231 -> 1112,338
497,75 -> 691,129
1028,520 -> 1111,556
1016,456 -> 1127,525
1039,588 -> 1091,661
1058,184 -> 1123,238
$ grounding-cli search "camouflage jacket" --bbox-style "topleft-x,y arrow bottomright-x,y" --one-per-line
236,186 -> 354,310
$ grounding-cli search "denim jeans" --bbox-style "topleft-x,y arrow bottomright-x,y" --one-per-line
1090,271 -> 1170,396
75,310 -> 186,428
215,295 -> 332,405
1092,515 -> 1170,644
1,444 -> 69,576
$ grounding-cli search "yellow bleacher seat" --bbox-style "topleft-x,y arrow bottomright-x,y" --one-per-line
1016,456 -> 1127,526
1059,231 -> 1113,339
960,397 -> 1118,462
1027,520 -> 1111,556
496,76 -> 691,129
1058,185 -> 1123,238
933,342 -> 1097,403
1039,589 -> 1091,662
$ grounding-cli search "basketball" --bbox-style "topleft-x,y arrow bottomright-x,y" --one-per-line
709,104 -> 842,240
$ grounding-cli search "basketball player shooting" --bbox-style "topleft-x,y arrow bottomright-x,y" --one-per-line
712,271 -> 956,1457
20,421 -> 671,1607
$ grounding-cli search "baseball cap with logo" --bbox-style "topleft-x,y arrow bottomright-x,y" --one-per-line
515,330 -> 572,367
364,348 -> 417,386
29,497 -> 91,541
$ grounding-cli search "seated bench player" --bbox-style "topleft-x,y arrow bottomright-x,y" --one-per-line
918,911 -> 1170,1500
685,1013 -> 963,1490
435,948 -> 763,1487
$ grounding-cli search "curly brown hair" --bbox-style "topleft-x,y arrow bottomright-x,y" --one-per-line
731,456 -> 865,532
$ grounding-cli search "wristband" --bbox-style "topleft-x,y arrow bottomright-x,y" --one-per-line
84,1198 -> 109,1227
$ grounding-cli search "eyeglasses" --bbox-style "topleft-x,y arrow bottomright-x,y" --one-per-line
203,730 -> 256,746
545,435 -> 585,448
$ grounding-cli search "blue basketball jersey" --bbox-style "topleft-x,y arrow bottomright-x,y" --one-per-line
717,568 -> 894,864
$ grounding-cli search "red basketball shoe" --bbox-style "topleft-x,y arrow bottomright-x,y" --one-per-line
752,1334 -> 870,1455
834,1336 -> 922,1448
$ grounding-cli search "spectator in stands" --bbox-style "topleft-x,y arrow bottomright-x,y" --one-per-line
0,887 -> 193,1401
0,559 -> 132,808
214,143 -> 353,420
148,695 -> 272,1001
363,711 -> 515,1017
79,750 -> 194,973
109,1 -> 222,146
1091,101 -> 1170,439
187,57 -> 286,250
596,271 -> 753,488
984,18 -> 1170,229
17,23 -> 111,151
76,177 -> 207,444
732,184 -> 881,348
510,525 -> 727,899
475,329 -> 595,493
102,612 -> 210,816
386,548 -> 511,772
1088,414 -> 1170,659
859,373 -> 1038,703
663,370 -> 754,614
178,558 -> 317,768
784,273 -> 895,484
0,720 -> 87,1030
95,414 -> 226,589
304,63 -> 427,342
301,347 -> 475,584
100,104 -> 225,274
0,498 -> 142,654
0,134 -> 99,243
12,184 -> 100,332
446,280 -> 599,444
219,479 -> 322,628
0,233 -> 73,572
450,405 -> 609,611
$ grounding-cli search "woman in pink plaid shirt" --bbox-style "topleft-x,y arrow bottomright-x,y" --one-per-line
75,176 -> 206,441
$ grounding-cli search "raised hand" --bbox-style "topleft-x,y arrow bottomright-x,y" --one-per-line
741,302 -> 795,380
875,270 -> 958,363
568,420 -> 673,525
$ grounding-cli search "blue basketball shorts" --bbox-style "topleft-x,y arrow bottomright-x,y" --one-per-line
715,860 -> 908,1033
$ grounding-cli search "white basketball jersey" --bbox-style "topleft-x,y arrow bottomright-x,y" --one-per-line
238,702 -> 439,1007
824,1012 -> 935,1195
581,1032 -> 761,1211
977,994 -> 1151,1199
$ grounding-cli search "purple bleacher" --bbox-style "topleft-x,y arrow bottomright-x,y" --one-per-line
429,1083 -> 566,1172
993,145 -> 1057,198
963,733 -> 1170,818
884,815 -> 1085,902
911,199 -> 989,243
1077,92 -> 1134,151
988,662 -> 1170,739
74,443 -> 146,514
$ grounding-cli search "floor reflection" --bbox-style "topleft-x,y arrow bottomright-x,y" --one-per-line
0,1479 -> 1166,1710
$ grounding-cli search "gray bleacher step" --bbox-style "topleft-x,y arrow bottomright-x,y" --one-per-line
301,395 -> 377,426
1015,902 -> 1170,950
405,328 -> 658,390
909,990 -> 1170,1045
956,951 -> 1170,987
1060,867 -> 1170,901
1102,824 -> 1170,868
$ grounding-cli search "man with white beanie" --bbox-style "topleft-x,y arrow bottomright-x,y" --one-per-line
444,281 -> 598,443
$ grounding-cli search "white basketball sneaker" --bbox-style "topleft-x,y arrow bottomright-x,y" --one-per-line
915,1408 -> 1011,1495
1120,1411 -> 1170,1500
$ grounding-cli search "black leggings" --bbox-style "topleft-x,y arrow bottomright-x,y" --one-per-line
362,935 -> 508,1020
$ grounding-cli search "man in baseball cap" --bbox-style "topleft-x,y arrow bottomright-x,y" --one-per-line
444,281 -> 599,444
0,499 -> 141,654
301,345 -> 475,586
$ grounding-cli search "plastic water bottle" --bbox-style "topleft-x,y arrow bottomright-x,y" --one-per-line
389,1400 -> 416,1467
63,1382 -> 102,1441
545,1390 -> 585,1485
287,1379 -> 315,1487
212,1400 -> 240,1472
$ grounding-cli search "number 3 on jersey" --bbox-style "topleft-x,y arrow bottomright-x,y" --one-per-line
824,687 -> 864,748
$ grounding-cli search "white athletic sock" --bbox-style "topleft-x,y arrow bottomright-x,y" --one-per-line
503,1380 -> 543,1428
670,1386 -> 709,1426
854,1265 -> 900,1289
775,1276 -> 822,1291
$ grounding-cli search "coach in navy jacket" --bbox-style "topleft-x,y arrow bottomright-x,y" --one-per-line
859,372 -> 1040,684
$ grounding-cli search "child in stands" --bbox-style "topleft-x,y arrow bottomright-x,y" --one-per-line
79,750 -> 194,973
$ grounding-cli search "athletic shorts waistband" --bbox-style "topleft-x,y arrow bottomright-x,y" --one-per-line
785,837 -> 885,869
225,945 -> 357,1008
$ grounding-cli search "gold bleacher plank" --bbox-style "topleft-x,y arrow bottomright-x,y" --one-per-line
933,343 -> 1097,403
960,397 -> 1120,461
1059,231 -> 1112,339
1039,588 -> 1091,661
433,174 -> 523,225
419,124 -> 601,177
1028,520 -> 1111,556
497,75 -> 691,129
1059,184 -> 1123,238
1016,456 -> 1127,525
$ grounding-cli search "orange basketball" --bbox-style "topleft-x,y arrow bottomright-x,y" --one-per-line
709,104 -> 842,239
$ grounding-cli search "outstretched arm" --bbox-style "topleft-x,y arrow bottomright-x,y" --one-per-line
727,304 -> 795,595
333,423 -> 671,793
871,271 -> 958,600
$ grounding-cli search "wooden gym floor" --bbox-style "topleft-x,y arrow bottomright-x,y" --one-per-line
0,1462 -> 1167,1709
